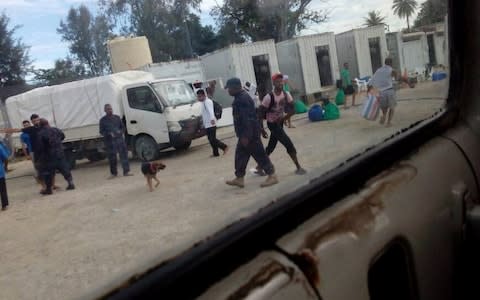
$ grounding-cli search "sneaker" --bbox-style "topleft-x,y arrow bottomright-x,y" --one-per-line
66,184 -> 75,190
260,175 -> 279,188
295,168 -> 307,175
226,177 -> 245,188
108,174 -> 118,180
1,205 -> 8,211
123,172 -> 134,177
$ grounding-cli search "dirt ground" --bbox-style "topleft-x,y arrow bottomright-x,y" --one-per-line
0,81 -> 447,300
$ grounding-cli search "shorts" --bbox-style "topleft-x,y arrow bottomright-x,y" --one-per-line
344,85 -> 355,95
379,89 -> 397,109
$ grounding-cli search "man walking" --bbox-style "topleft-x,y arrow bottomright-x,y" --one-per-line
341,62 -> 356,108
0,114 -> 48,192
370,58 -> 397,127
197,89 -> 228,157
225,77 -> 278,188
259,73 -> 306,175
99,104 -> 132,178
37,119 -> 75,195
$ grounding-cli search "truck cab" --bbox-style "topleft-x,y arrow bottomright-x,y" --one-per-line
122,78 -> 204,161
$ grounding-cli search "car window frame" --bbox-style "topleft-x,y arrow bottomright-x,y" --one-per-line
104,1 -> 465,299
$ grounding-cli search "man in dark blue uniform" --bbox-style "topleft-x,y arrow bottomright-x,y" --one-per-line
225,78 -> 278,188
99,104 -> 132,178
37,119 -> 75,195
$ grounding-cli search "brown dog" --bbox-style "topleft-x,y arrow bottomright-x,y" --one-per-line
141,160 -> 166,192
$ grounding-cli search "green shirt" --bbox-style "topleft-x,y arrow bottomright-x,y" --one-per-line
341,68 -> 352,86
283,83 -> 290,92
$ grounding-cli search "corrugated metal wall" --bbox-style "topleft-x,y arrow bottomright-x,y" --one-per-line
140,60 -> 205,83
434,33 -> 446,66
402,34 -> 429,72
298,32 -> 339,94
231,39 -> 280,85
386,32 -> 406,73
276,39 -> 305,95
354,25 -> 388,78
200,47 -> 236,84
335,31 -> 359,80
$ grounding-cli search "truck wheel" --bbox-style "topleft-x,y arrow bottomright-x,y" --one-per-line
135,135 -> 159,161
174,141 -> 192,151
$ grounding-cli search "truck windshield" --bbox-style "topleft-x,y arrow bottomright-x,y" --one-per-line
151,80 -> 196,107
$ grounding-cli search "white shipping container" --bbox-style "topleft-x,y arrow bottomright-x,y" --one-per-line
386,32 -> 406,74
335,25 -> 388,79
402,32 -> 429,73
276,32 -> 339,97
140,59 -> 206,84
201,40 -> 280,99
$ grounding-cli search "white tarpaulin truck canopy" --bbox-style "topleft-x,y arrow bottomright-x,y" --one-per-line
5,71 -> 154,130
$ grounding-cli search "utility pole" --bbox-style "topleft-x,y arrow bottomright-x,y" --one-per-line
181,4 -> 194,58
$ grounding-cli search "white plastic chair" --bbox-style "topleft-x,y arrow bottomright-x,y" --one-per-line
414,67 -> 426,81
354,78 -> 368,92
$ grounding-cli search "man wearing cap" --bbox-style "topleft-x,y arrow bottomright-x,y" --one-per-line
259,73 -> 306,175
224,77 -> 278,188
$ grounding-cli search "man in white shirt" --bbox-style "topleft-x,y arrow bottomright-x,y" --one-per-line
371,58 -> 397,127
244,81 -> 259,106
197,89 -> 228,157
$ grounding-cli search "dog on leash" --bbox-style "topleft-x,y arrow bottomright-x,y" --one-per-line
141,153 -> 166,192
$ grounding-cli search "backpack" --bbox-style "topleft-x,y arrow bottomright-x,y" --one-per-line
261,91 -> 288,119
212,100 -> 223,120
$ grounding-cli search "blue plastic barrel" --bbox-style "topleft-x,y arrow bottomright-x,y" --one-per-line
308,104 -> 324,122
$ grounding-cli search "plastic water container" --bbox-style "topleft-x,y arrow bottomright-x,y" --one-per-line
432,72 -> 447,81
308,104 -> 324,122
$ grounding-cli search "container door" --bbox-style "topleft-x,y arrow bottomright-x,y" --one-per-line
123,85 -> 170,144
315,45 -> 334,86
369,37 -> 383,74
252,54 -> 272,100
427,34 -> 437,66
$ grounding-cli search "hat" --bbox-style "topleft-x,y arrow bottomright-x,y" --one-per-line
283,75 -> 289,80
224,77 -> 242,89
271,73 -> 283,81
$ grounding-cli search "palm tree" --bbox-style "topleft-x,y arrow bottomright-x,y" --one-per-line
364,10 -> 386,27
392,0 -> 418,31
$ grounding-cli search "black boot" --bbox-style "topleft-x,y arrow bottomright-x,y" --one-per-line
66,180 -> 75,190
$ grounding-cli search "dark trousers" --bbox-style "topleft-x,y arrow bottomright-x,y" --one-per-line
106,138 -> 130,175
207,127 -> 227,156
265,122 -> 297,156
0,177 -> 8,208
235,136 -> 274,178
41,157 -> 73,191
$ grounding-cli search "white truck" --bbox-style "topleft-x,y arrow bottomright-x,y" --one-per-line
4,71 -> 205,168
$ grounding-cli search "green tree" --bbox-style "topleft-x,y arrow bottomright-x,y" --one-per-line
392,0 -> 418,32
413,0 -> 448,28
99,0 -> 205,61
215,21 -> 246,49
212,0 -> 330,43
32,58 -> 88,86
57,5 -> 112,76
363,10 -> 386,27
0,13 -> 31,86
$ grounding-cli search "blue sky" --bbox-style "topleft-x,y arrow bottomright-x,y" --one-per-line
1,0 -> 421,70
